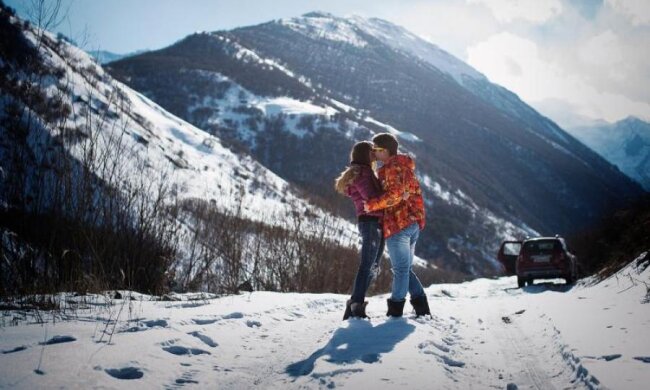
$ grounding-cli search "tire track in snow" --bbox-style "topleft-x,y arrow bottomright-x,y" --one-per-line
491,315 -> 557,390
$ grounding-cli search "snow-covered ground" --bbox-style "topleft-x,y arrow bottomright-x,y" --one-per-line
1,253 -> 648,389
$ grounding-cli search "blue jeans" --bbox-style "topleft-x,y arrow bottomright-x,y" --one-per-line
386,223 -> 425,301
350,218 -> 385,303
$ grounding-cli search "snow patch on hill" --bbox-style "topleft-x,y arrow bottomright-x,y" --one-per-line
280,12 -> 369,48
184,68 -> 422,147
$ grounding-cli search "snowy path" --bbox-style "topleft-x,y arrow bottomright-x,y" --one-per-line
1,255 -> 648,389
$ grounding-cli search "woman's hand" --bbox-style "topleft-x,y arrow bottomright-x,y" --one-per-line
363,201 -> 370,213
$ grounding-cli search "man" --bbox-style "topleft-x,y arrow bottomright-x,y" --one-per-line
363,133 -> 431,317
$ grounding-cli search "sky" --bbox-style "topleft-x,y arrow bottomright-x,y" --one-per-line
7,0 -> 650,128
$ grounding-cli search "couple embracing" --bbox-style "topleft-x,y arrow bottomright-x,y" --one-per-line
335,133 -> 431,320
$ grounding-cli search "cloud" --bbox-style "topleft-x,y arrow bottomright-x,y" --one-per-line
467,0 -> 563,24
543,4 -> 650,105
606,0 -> 650,25
382,0 -> 649,124
466,31 -> 650,123
532,98 -> 609,129
578,30 -> 622,68
466,32 -> 562,102
377,0 -> 500,59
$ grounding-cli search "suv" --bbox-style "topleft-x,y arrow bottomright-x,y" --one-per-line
498,236 -> 578,288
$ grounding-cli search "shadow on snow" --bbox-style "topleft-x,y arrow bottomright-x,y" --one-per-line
286,318 -> 415,377
504,280 -> 575,294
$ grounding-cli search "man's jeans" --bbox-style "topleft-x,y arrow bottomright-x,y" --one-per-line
386,222 -> 425,301
351,218 -> 385,303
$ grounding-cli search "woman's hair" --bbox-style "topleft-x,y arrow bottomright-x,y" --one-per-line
372,133 -> 398,156
334,141 -> 373,194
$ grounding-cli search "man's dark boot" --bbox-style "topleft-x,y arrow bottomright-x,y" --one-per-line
410,295 -> 431,317
386,299 -> 405,317
350,301 -> 368,318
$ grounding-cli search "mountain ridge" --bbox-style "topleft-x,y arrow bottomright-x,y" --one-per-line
106,11 -> 645,275
567,116 -> 650,190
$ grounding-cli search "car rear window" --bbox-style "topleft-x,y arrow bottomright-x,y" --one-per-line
503,242 -> 521,255
523,240 -> 558,255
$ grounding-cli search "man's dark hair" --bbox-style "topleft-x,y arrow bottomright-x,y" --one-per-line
372,133 -> 398,156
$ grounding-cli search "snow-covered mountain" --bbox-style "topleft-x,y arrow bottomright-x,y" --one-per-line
568,117 -> 650,191
1,251 -> 648,388
88,49 -> 148,64
107,11 -> 644,275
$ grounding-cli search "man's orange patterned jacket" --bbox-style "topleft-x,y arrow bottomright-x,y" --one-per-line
366,154 -> 426,238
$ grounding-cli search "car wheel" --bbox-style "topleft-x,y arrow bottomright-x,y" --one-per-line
517,277 -> 525,288
526,278 -> 534,286
565,274 -> 574,285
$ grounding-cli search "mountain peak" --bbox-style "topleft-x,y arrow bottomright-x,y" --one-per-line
277,12 -> 485,84
619,115 -> 648,126
301,11 -> 337,19
279,12 -> 369,48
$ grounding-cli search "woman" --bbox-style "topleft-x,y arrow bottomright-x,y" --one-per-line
335,141 -> 385,319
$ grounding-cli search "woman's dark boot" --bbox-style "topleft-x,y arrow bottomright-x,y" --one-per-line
350,301 -> 368,318
344,300 -> 368,319
410,295 -> 431,317
386,299 -> 406,317
343,299 -> 353,320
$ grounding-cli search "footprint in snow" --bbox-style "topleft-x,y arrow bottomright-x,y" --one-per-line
2,345 -> 28,354
440,289 -> 455,298
600,354 -> 622,361
39,335 -> 76,345
192,318 -> 219,325
418,340 -> 450,353
173,369 -> 200,386
442,337 -> 455,346
222,312 -> 244,319
634,356 -> 650,363
105,367 -> 144,380
142,319 -> 168,328
191,312 -> 243,325
188,331 -> 218,348
162,338 -> 210,356
163,345 -> 211,356
436,353 -> 466,368
122,319 -> 169,332
175,377 -> 199,385
246,320 -> 262,328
